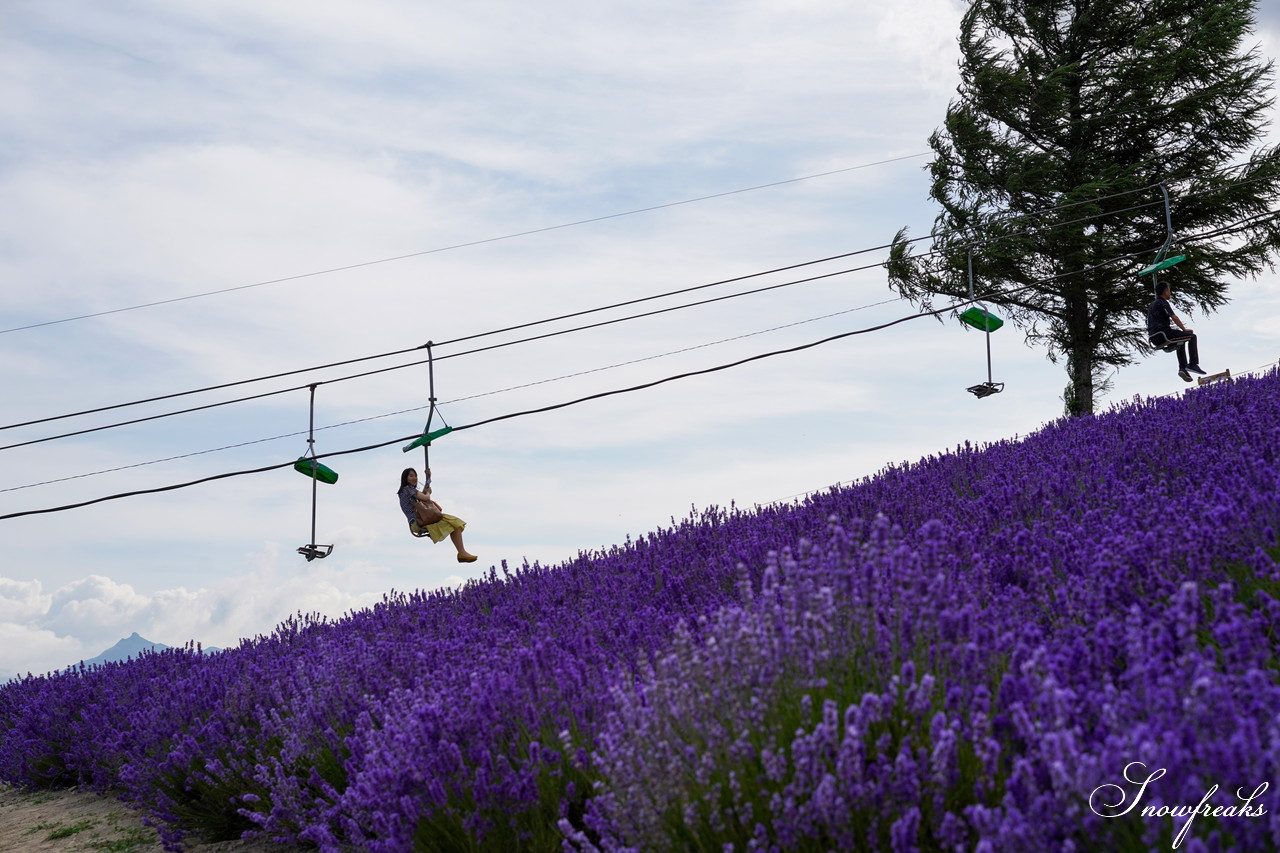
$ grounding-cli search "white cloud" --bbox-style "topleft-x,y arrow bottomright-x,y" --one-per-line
0,622 -> 84,682
43,575 -> 152,636
0,560 -> 403,680
0,578 -> 52,623
875,0 -> 966,90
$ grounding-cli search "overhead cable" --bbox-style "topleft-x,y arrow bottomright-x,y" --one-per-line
0,239 -> 924,433
5,152 -> 1271,342
0,247 -> 1155,522
1,174 -> 1212,435
0,188 -> 1172,442
0,259 -> 909,452
0,217 -> 1146,454
4,172 -> 1272,448
0,295 -> 910,493
0,153 -> 930,336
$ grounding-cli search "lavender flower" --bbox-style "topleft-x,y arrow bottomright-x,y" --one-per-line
2,370 -> 1279,851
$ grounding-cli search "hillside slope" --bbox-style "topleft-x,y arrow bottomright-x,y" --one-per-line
3,372 -> 1279,852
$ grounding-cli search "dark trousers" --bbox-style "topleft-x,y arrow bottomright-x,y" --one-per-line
1152,330 -> 1199,369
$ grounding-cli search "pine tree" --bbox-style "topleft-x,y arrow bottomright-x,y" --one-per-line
887,0 -> 1280,415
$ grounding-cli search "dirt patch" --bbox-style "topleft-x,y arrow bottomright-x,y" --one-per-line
0,785 -> 288,852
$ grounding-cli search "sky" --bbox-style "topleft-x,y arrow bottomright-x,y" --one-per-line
2,0 -> 1279,682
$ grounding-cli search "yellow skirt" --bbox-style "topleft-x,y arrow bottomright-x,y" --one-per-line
410,513 -> 466,544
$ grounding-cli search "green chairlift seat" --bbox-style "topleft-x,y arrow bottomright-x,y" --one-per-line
402,425 -> 454,454
1139,254 -> 1186,277
959,307 -> 1004,333
294,457 -> 339,484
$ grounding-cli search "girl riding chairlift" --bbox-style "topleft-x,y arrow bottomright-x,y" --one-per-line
397,467 -> 478,563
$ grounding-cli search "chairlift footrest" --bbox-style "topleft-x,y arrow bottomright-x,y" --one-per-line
966,381 -> 1005,399
297,544 -> 334,561
1197,369 -> 1231,386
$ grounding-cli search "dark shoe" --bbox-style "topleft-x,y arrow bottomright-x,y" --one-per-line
1178,368 -> 1192,382
1186,364 -> 1207,376
457,554 -> 478,563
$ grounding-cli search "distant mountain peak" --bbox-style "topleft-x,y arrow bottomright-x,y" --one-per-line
81,633 -> 170,668
73,634 -> 223,671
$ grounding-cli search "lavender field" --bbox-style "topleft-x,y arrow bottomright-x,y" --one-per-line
4,372 -> 1280,852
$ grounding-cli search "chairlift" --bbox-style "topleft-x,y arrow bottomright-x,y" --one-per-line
295,384 -> 335,561
962,250 -> 1004,399
1138,183 -> 1187,282
1138,183 -> 1226,379
402,342 -> 452,539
